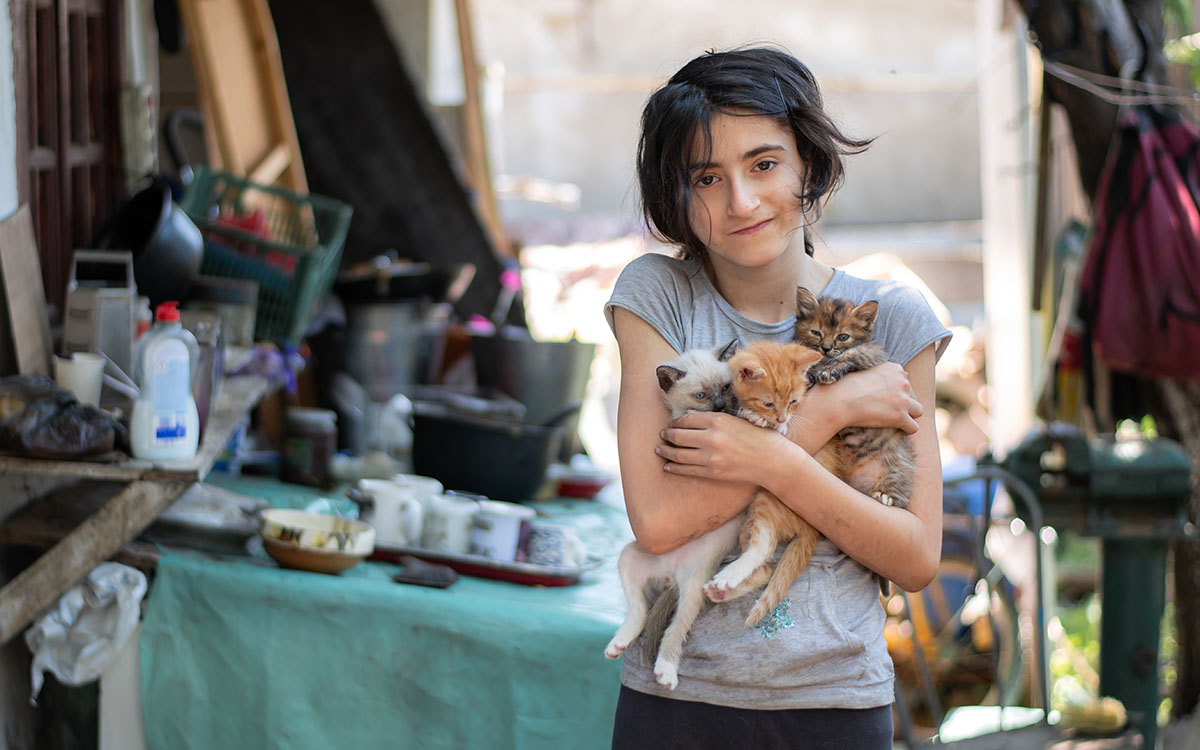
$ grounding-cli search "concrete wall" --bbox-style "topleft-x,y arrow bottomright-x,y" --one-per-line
468,0 -> 981,236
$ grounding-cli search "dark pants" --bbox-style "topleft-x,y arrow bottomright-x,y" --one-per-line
611,686 -> 893,750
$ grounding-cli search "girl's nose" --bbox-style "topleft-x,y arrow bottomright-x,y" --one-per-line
727,178 -> 759,217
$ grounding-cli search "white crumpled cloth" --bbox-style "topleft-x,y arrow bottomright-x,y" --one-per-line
24,561 -> 147,704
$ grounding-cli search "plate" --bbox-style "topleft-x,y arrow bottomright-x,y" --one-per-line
370,544 -> 602,586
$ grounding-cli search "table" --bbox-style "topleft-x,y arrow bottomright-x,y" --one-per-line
138,476 -> 633,750
0,373 -> 270,644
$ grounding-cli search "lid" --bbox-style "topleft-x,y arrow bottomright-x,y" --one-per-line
155,301 -> 181,322
286,407 -> 338,427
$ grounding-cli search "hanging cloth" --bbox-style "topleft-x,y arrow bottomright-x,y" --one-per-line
1079,106 -> 1200,381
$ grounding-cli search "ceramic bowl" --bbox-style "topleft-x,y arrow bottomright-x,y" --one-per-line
259,508 -> 375,574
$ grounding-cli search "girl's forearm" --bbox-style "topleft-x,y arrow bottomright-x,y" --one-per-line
760,440 -> 941,591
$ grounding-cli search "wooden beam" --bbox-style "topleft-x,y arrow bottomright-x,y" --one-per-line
0,479 -> 190,644
453,0 -> 510,258
248,143 -> 291,186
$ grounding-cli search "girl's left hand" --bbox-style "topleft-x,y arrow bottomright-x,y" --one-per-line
656,410 -> 790,483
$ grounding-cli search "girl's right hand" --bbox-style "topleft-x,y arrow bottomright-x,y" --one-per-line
819,361 -> 922,434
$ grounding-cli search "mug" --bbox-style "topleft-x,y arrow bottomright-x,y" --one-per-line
54,352 -> 106,407
391,473 -> 444,509
419,493 -> 479,555
519,522 -> 588,568
358,478 -> 424,548
468,500 -> 535,561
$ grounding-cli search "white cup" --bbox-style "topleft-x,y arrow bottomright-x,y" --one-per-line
468,500 -> 535,562
54,352 -> 106,407
358,478 -> 424,548
419,493 -> 479,555
391,474 -> 444,510
519,521 -> 588,568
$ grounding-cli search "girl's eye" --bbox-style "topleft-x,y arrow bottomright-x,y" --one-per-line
696,174 -> 717,187
836,333 -> 850,341
753,160 -> 776,172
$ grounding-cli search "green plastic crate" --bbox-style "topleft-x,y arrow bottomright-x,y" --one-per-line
179,168 -> 353,344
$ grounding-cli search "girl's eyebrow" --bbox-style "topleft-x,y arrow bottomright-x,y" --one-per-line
688,144 -> 785,172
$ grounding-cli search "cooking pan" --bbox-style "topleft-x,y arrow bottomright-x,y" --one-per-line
409,401 -> 580,501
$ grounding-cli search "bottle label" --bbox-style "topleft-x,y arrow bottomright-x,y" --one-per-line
151,338 -> 191,442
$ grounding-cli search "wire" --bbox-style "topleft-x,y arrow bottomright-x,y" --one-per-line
1041,58 -> 1200,107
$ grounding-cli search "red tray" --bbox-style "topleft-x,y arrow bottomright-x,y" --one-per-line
370,545 -> 603,586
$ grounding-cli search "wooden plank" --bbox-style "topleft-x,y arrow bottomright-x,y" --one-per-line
0,479 -> 190,644
0,205 -> 54,376
248,142 -> 291,186
0,373 -> 270,481
453,0 -> 510,258
177,0 -> 307,194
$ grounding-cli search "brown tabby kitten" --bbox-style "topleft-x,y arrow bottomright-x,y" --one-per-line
795,286 -> 917,594
701,340 -> 834,627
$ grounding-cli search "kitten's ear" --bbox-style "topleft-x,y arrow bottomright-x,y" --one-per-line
795,287 -> 819,317
736,363 -> 767,383
656,365 -> 685,392
786,343 -> 823,371
717,339 -> 738,362
853,300 -> 880,329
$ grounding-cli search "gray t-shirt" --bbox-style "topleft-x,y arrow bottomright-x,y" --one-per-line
603,251 -> 952,710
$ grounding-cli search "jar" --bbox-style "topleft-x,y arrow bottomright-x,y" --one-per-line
281,408 -> 338,487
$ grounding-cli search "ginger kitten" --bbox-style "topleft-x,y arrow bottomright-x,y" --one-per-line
701,340 -> 832,627
605,341 -> 756,690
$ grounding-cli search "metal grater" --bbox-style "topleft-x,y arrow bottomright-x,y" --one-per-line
62,250 -> 137,377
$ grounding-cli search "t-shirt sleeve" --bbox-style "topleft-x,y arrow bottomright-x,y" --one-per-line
604,253 -> 691,353
875,281 -> 953,366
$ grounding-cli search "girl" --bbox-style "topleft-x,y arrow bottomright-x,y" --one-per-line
604,47 -> 951,749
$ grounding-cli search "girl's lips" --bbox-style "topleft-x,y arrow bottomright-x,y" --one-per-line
732,218 -> 771,235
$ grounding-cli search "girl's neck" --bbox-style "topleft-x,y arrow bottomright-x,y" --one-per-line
704,252 -> 834,324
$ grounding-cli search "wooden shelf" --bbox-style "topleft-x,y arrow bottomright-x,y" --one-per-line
0,373 -> 271,644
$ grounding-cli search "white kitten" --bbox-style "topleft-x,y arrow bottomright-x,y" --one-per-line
604,341 -> 764,690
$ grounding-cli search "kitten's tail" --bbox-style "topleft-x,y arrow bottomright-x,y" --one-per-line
744,527 -> 820,627
641,585 -> 679,663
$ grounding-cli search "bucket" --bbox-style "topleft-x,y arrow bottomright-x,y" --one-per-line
470,329 -> 595,459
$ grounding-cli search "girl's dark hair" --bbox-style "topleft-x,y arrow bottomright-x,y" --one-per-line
637,46 -> 872,260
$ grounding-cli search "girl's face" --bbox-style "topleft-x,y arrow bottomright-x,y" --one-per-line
686,113 -> 807,270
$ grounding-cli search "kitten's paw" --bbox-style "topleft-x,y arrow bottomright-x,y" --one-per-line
702,581 -> 727,602
604,639 -> 628,659
745,604 -> 769,628
703,571 -> 743,602
654,661 -> 679,690
872,492 -> 894,507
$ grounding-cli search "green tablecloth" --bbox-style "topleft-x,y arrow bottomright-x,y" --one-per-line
139,475 -> 632,750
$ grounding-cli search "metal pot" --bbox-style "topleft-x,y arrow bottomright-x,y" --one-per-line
343,301 -> 451,402
470,330 -> 595,459
95,175 -> 204,307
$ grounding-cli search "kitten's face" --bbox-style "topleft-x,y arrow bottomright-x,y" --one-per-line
729,341 -> 822,431
794,287 -> 879,358
656,341 -> 738,418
